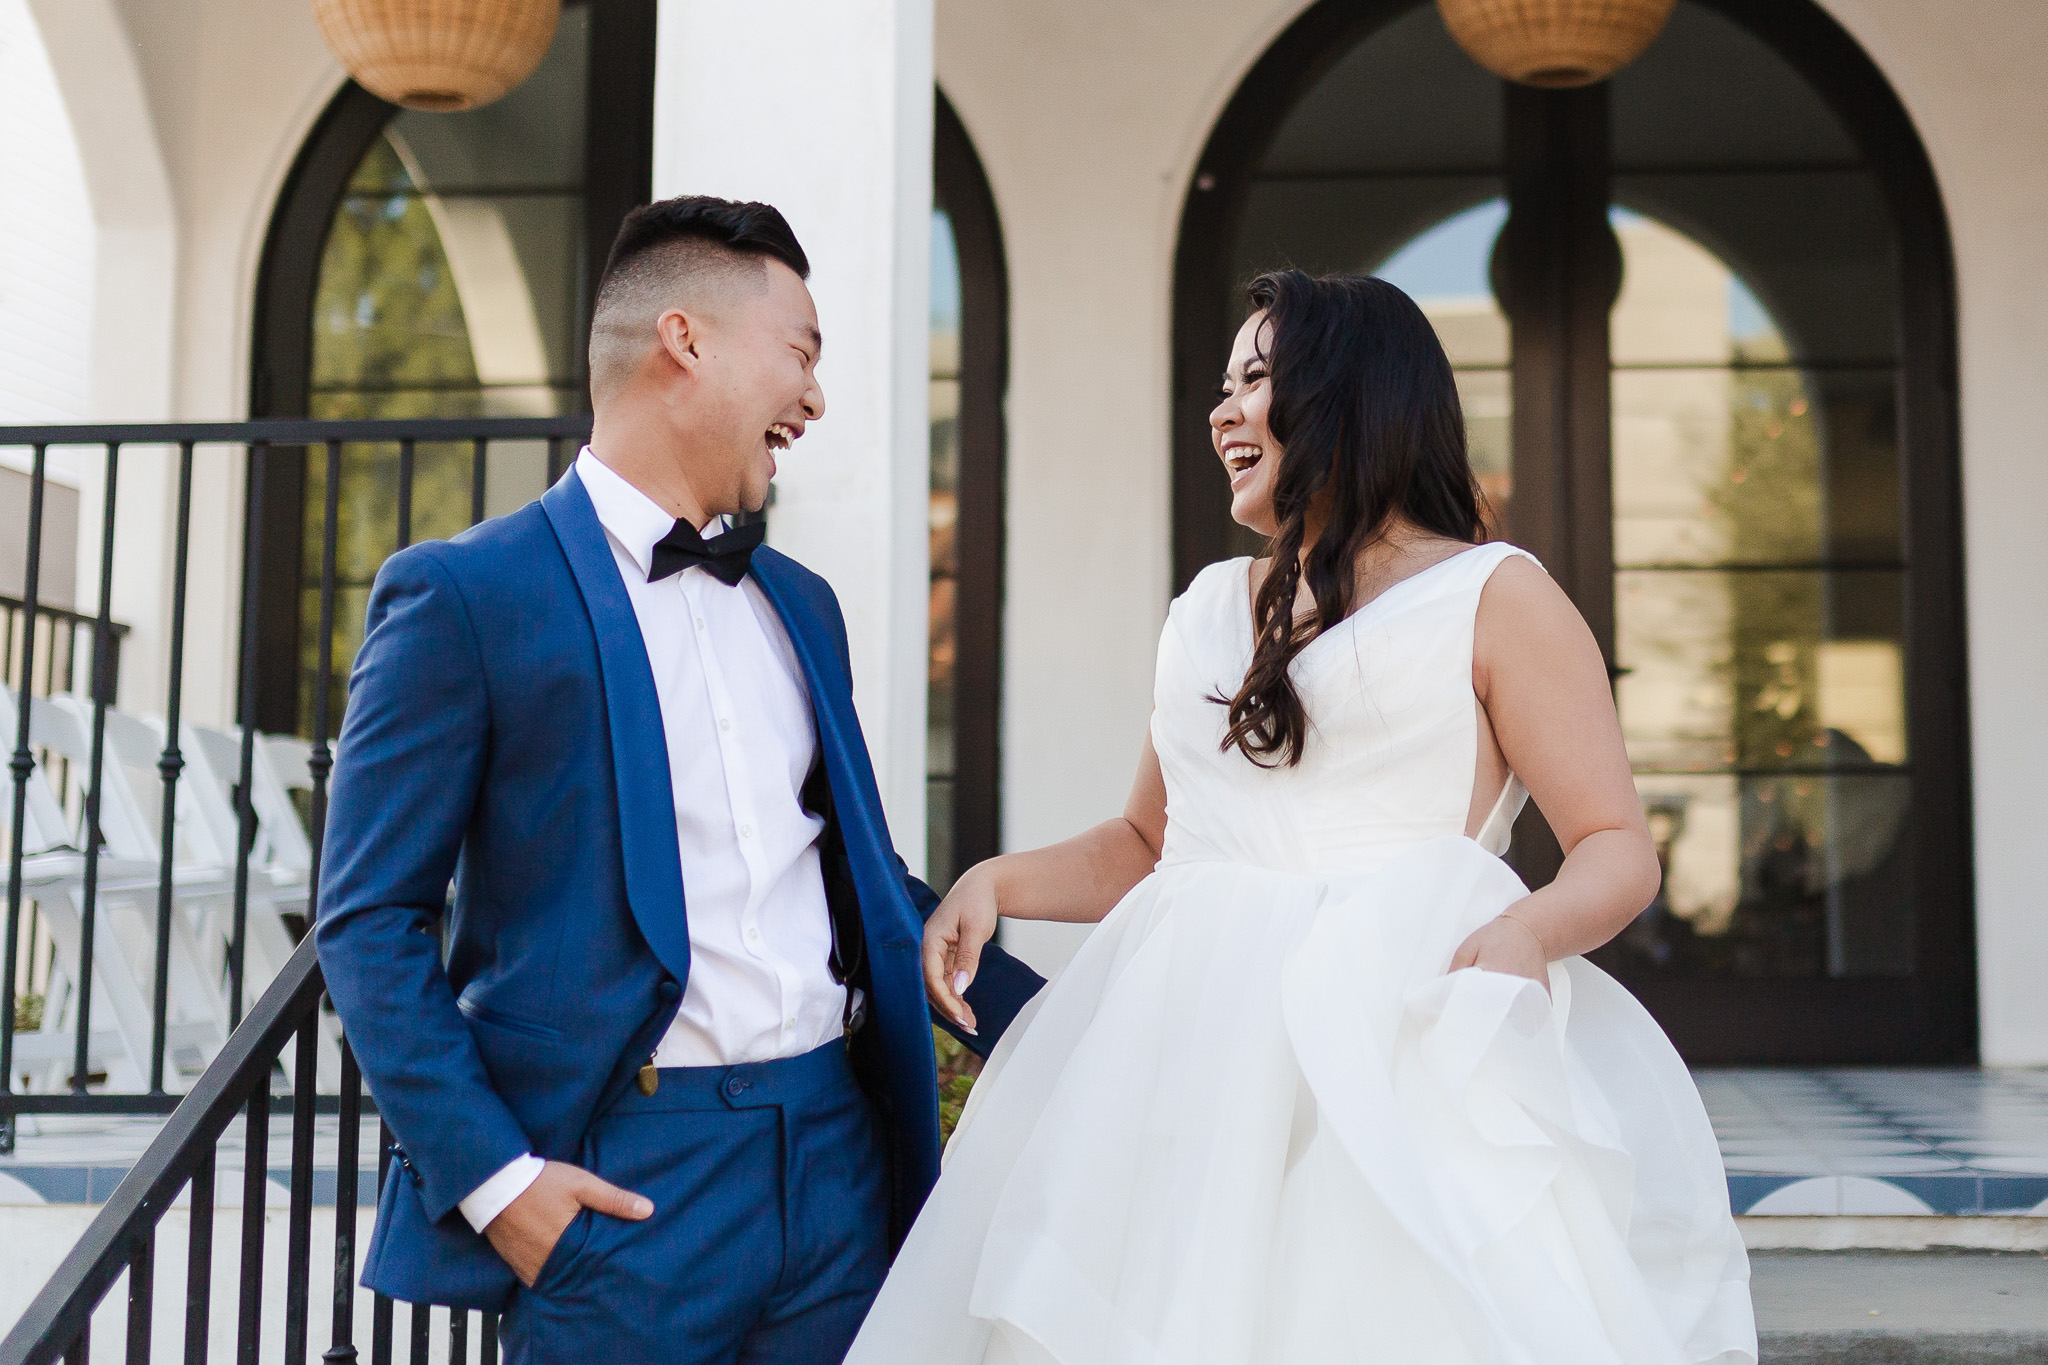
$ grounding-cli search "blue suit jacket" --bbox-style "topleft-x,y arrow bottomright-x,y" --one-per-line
315,470 -> 1042,1309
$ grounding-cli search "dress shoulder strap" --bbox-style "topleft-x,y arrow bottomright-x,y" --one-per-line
1168,555 -> 1255,631
1462,542 -> 1541,856
1453,540 -> 1543,589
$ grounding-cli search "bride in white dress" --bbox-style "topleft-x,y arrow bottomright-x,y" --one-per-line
850,270 -> 1756,1365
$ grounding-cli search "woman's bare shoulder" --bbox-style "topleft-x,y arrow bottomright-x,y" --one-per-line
1474,550 -> 1602,682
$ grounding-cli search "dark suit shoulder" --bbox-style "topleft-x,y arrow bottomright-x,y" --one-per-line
753,545 -> 847,622
378,501 -> 560,591
754,545 -> 850,648
752,543 -> 827,594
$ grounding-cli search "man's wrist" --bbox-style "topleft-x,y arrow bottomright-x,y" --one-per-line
458,1153 -> 546,1233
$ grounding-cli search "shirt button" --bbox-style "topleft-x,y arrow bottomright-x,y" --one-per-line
694,617 -> 706,630
746,926 -> 761,943
719,718 -> 731,733
784,1018 -> 796,1030
739,824 -> 754,839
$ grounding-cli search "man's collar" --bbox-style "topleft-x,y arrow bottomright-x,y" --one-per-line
574,447 -> 725,580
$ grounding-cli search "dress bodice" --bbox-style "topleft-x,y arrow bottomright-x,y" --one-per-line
1152,541 -> 1535,878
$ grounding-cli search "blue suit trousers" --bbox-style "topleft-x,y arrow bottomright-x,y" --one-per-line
500,1041 -> 890,1364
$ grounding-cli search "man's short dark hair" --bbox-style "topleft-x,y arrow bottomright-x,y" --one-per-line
601,196 -> 808,295
588,196 -> 811,399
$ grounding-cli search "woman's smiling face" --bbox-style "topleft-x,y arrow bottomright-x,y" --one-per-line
1210,310 -> 1280,538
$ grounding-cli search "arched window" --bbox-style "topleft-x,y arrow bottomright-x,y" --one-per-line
929,93 -> 1008,890
1173,0 -> 1967,1062
249,0 -> 655,735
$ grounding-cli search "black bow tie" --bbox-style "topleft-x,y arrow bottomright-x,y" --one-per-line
648,517 -> 765,586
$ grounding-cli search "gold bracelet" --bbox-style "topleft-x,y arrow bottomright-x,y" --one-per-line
1498,911 -> 1548,958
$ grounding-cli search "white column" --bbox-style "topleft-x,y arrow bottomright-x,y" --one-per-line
653,0 -> 935,872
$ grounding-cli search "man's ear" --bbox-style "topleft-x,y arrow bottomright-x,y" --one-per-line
654,308 -> 702,377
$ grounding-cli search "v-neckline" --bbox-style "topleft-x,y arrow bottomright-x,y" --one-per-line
1238,542 -> 1491,660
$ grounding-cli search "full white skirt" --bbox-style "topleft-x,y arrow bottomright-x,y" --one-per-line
848,837 -> 1757,1365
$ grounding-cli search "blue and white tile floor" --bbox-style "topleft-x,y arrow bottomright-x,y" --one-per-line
0,1112 -> 381,1207
5,1069 -> 2048,1217
1699,1068 -> 2048,1216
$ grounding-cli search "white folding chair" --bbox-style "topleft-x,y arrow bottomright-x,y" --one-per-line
254,733 -> 316,898
181,723 -> 338,1087
0,689 -> 133,1088
12,695 -> 232,1091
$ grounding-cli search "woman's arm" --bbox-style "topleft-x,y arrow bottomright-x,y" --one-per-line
925,729 -> 1168,1031
1449,556 -> 1663,985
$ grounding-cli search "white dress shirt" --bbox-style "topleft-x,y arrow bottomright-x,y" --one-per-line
459,449 -> 846,1231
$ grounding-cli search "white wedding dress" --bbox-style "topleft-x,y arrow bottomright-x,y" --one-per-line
849,543 -> 1756,1365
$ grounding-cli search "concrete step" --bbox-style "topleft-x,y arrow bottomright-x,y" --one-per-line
1755,1250 -> 2048,1363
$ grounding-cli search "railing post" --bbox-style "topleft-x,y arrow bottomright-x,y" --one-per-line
324,1038 -> 361,1365
149,443 -> 196,1094
308,443 -> 340,890
71,444 -> 123,1095
229,443 -> 268,1030
282,1018 -> 318,1365
394,440 -> 415,551
370,1119 -> 393,1365
468,437 -> 486,527
183,1150 -> 214,1365
125,1228 -> 154,1365
235,1083 -> 269,1365
0,443 -> 47,1154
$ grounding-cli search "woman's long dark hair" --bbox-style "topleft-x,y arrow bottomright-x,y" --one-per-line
1219,270 -> 1485,767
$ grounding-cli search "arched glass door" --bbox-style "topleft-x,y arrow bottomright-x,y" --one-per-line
928,94 -> 1008,891
1175,0 -> 1968,1062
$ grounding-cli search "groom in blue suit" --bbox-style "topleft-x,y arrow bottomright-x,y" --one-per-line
316,196 -> 1042,1363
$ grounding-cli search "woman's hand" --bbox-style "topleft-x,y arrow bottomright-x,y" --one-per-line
1448,911 -> 1550,991
925,863 -> 1002,1034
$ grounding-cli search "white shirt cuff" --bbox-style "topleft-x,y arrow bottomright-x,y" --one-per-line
458,1153 -> 546,1233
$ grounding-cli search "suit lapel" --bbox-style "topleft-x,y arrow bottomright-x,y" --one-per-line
542,472 -> 692,982
748,549 -> 921,951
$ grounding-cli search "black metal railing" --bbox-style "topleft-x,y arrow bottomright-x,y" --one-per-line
0,416 -> 587,1142
0,415 -> 589,1362
1,596 -> 131,706
0,933 -> 507,1365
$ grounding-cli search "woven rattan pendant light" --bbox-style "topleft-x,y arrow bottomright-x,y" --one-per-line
1437,0 -> 1676,87
312,0 -> 561,112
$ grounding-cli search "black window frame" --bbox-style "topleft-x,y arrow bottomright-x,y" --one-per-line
933,90 -> 1010,883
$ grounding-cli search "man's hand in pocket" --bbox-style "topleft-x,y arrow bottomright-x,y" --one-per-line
483,1159 -> 653,1287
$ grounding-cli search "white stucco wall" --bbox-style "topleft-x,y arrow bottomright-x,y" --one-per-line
0,0 -> 97,425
